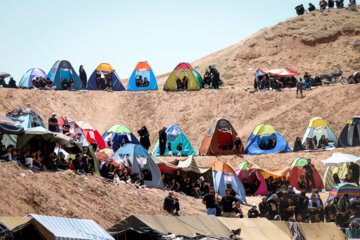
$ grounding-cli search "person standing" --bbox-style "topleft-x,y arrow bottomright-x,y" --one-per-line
138,126 -> 151,150
303,159 -> 316,191
202,187 -> 217,215
220,188 -> 238,217
48,113 -> 59,132
79,65 -> 87,89
159,127 -> 167,156
349,162 -> 359,185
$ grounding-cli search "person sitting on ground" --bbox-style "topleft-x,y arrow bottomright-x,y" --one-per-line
280,196 -> 296,221
271,77 -> 283,90
143,77 -> 149,87
0,77 -> 6,87
167,142 -> 172,156
337,195 -> 350,227
336,0 -> 344,8
328,0 -> 335,8
305,138 -> 315,150
309,3 -> 316,11
333,173 -> 341,184
319,0 -> 328,9
318,135 -> 329,149
32,150 -> 46,170
182,76 -> 188,90
136,75 -> 143,87
0,145 -> 14,161
235,136 -> 242,155
222,141 -> 232,150
221,188 -> 238,217
248,203 -> 260,218
203,71 -> 212,87
295,4 -> 305,15
259,140 -> 267,150
348,72 -> 360,84
91,139 -> 98,152
31,117 -> 40,128
308,194 -> 323,222
61,119 -> 71,135
324,198 -> 337,221
100,160 -> 115,179
232,202 -> 244,218
349,0 -> 356,7
39,77 -> 46,89
45,77 -> 55,90
58,152 -> 70,170
298,175 -> 308,192
68,78 -> 75,89
6,77 -> 17,88
294,137 -> 305,152
176,143 -> 182,156
163,191 -> 180,216
46,152 -> 59,171
61,78 -> 68,90
259,197 -> 270,218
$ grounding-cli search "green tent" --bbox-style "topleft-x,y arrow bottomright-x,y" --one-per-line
290,157 -> 309,167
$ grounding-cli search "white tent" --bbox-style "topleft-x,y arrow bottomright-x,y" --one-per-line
322,152 -> 360,167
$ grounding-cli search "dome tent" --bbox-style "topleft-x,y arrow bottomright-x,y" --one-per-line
48,60 -> 81,90
302,117 -> 338,147
127,61 -> 158,91
87,63 -> 125,91
19,68 -> 48,88
245,124 -> 291,155
6,107 -> 45,129
163,62 -> 202,91
102,125 -> 139,152
339,117 -> 360,147
77,121 -> 106,151
152,125 -> 197,156
199,118 -> 244,156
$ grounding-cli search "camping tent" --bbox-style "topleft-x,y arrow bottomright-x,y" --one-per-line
6,107 -> 45,129
87,63 -> 125,91
199,118 -> 244,155
329,183 -> 360,199
245,124 -> 292,155
108,215 -> 231,240
302,117 -> 338,147
28,214 -> 114,240
48,60 -> 81,90
287,157 -> 324,191
152,125 -> 197,156
322,152 -> 360,190
255,68 -> 269,86
339,116 -> 360,147
102,125 -> 139,152
208,161 -> 246,203
112,144 -> 165,189
163,62 -> 202,91
236,161 -> 289,196
17,127 -> 82,154
127,61 -> 158,91
19,68 -> 48,88
77,121 -> 106,151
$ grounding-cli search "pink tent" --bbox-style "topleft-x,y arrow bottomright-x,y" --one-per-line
237,168 -> 268,196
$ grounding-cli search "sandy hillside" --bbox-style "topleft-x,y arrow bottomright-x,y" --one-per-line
0,7 -> 360,228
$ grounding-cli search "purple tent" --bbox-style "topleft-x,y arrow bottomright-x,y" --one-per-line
19,68 -> 48,88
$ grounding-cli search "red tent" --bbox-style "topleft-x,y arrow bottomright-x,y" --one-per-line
76,121 -> 106,151
268,68 -> 300,77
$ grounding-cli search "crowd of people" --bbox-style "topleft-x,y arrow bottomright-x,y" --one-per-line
295,0 -> 357,15
293,135 -> 336,152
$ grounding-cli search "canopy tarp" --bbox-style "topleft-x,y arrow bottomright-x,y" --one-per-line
177,156 -> 210,174
153,156 -> 181,172
0,115 -> 24,135
218,218 -> 291,240
268,68 -> 300,76
107,215 -> 231,239
17,127 -> 82,154
238,161 -> 289,179
28,214 -> 114,240
0,217 -> 32,230
322,152 -> 360,167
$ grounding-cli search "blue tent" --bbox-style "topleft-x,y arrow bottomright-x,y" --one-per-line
6,107 -> 45,129
209,161 -> 246,203
102,125 -> 139,152
112,144 -> 165,189
48,60 -> 81,90
19,68 -> 48,88
127,61 -> 158,91
245,124 -> 292,155
152,125 -> 197,156
87,63 -> 125,91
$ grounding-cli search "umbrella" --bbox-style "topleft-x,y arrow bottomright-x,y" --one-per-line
322,152 -> 360,167
330,183 -> 360,199
0,72 -> 11,78
96,148 -> 114,161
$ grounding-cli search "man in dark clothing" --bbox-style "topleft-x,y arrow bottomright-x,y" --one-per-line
0,77 -> 6,87
328,0 -> 335,8
100,161 -> 115,179
163,191 -> 180,216
7,77 -> 17,88
280,196 -> 296,221
293,137 -> 305,152
31,117 -> 40,128
248,204 -> 260,218
209,66 -> 221,89
221,188 -> 238,217
235,136 -> 242,155
159,127 -> 167,156
259,197 -> 270,218
202,187 -> 217,215
308,3 -> 316,11
73,154 -> 84,172
349,162 -> 360,185
303,159 -> 316,191
79,65 -> 87,89
336,0 -> 344,8
48,113 -> 59,132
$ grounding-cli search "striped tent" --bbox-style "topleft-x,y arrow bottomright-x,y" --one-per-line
330,183 -> 360,199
